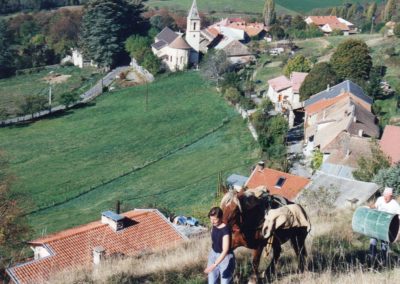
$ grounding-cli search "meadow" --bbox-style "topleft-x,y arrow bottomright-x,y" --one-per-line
0,71 -> 259,234
146,0 -> 384,14
0,66 -> 102,118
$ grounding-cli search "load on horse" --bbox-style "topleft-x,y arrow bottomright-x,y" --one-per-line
220,187 -> 311,282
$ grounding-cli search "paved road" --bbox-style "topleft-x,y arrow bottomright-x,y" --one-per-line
287,124 -> 312,178
0,66 -> 131,126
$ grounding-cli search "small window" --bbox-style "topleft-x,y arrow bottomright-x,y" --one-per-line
275,177 -> 286,188
193,23 -> 196,30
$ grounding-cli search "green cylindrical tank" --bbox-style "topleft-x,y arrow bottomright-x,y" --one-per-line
352,207 -> 399,243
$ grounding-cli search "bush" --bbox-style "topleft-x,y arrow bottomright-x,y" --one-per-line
224,87 -> 241,105
311,149 -> 323,171
239,96 -> 256,110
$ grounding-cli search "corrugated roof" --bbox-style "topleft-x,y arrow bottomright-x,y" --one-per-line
301,171 -> 380,208
227,174 -> 249,188
304,80 -> 373,107
380,125 -> 400,165
245,166 -> 310,201
7,209 -> 186,284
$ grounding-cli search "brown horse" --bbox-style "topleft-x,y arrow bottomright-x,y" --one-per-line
220,189 -> 309,282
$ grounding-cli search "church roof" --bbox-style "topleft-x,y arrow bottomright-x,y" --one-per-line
155,27 -> 179,45
169,36 -> 192,49
188,0 -> 200,20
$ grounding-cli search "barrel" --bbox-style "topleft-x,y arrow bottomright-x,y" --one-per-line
352,207 -> 399,243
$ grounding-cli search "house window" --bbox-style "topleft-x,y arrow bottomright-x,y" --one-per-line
275,177 -> 286,188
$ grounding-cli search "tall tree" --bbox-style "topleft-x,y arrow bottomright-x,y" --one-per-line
200,50 -> 231,86
384,0 -> 396,21
373,163 -> 400,195
0,19 -> 14,78
299,62 -> 339,101
0,152 -> 31,274
283,54 -> 311,77
263,0 -> 275,26
80,0 -> 147,68
366,2 -> 377,22
330,39 -> 372,84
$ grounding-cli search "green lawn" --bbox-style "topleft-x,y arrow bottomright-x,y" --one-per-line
0,66 -> 102,118
0,71 -> 259,234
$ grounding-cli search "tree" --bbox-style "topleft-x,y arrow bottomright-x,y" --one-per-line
0,152 -> 31,274
353,142 -> 390,182
366,66 -> 384,99
141,52 -> 161,74
224,87 -> 241,105
125,35 -> 150,63
291,15 -> 306,30
268,24 -> 285,40
263,0 -> 275,26
0,19 -> 14,78
200,50 -> 231,86
384,0 -> 396,21
19,95 -> 48,117
283,54 -> 311,77
80,0 -> 148,68
299,62 -> 339,101
373,163 -> 400,195
394,23 -> 400,38
330,39 -> 372,84
366,2 -> 377,22
60,91 -> 80,108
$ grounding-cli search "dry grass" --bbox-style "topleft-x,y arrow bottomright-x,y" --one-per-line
47,209 -> 400,284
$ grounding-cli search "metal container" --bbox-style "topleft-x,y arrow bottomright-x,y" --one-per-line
352,207 -> 399,243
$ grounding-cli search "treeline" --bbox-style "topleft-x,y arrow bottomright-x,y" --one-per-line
0,0 -> 88,15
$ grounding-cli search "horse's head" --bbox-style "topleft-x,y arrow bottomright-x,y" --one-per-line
220,190 -> 243,228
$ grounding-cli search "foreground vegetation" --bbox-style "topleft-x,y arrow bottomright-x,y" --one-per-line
48,208 -> 400,284
0,72 -> 259,234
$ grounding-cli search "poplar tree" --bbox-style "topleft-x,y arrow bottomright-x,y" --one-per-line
384,0 -> 396,21
366,2 -> 377,22
263,0 -> 275,26
0,19 -> 14,78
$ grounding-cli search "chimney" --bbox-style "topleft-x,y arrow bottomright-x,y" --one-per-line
353,116 -> 357,122
358,129 -> 363,137
93,246 -> 105,265
326,84 -> 330,91
345,149 -> 351,158
101,211 -> 124,231
257,161 -> 265,171
116,200 -> 121,214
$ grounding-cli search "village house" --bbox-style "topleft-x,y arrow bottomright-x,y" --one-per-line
303,81 -> 379,178
385,21 -> 397,37
380,125 -> 400,165
298,171 -> 380,208
245,161 -> 310,201
6,209 -> 186,284
305,16 -> 356,35
266,72 -> 308,111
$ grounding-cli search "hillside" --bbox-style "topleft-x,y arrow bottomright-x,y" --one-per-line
146,0 -> 384,14
0,72 -> 259,234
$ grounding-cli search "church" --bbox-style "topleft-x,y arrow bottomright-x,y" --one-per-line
151,0 -> 201,71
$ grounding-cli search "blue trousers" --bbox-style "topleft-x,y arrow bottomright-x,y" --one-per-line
207,249 -> 235,284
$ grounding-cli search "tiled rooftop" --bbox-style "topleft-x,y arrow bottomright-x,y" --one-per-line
7,209 -> 186,284
245,166 -> 310,201
380,125 -> 400,165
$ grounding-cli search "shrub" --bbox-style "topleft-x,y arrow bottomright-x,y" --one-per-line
311,149 -> 323,171
224,87 -> 241,105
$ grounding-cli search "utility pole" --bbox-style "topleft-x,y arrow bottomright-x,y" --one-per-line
48,84 -> 52,111
370,16 -> 375,34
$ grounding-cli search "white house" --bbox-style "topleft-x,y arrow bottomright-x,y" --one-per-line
305,16 -> 356,35
266,72 -> 308,111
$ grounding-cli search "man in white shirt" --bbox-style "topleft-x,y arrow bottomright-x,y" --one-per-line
369,187 -> 400,266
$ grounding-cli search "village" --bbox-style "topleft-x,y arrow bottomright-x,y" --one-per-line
1,0 -> 400,283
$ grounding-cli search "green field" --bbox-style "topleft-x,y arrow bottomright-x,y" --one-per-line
0,66 -> 102,118
0,72 -> 259,234
147,0 -> 384,14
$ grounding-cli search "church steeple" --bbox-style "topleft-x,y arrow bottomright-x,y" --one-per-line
185,0 -> 201,65
188,0 -> 200,21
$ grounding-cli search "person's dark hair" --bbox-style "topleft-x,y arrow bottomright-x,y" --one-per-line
208,207 -> 223,219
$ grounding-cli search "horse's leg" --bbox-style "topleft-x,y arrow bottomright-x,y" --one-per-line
249,248 -> 262,284
265,239 -> 281,282
290,230 -> 308,273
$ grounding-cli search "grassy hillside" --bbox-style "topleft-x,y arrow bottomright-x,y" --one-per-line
146,0 -> 383,15
0,66 -> 101,118
0,72 -> 259,234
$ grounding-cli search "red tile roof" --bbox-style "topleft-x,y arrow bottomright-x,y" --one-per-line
308,16 -> 342,26
380,125 -> 400,165
7,209 -> 186,284
245,167 -> 310,200
304,93 -> 349,114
